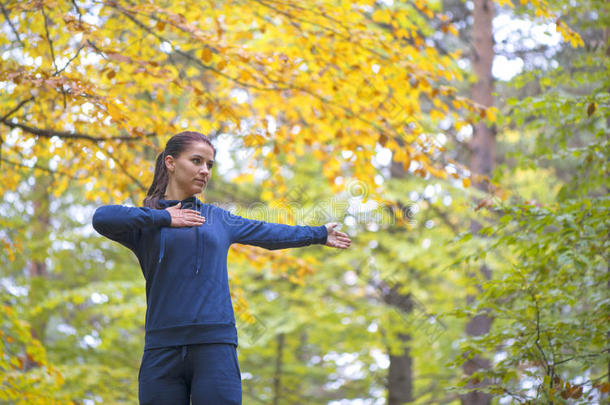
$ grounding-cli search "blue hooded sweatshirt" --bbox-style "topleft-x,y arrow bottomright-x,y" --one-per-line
92,195 -> 328,349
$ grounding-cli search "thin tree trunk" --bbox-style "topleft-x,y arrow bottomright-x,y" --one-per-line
603,27 -> 610,398
25,165 -> 53,370
461,1 -> 495,404
385,286 -> 414,404
386,142 -> 414,404
272,333 -> 285,405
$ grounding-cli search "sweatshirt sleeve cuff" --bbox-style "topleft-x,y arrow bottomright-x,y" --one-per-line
152,209 -> 172,227
313,225 -> 328,245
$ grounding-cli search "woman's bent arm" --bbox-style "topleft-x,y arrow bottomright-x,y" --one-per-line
92,205 -> 171,250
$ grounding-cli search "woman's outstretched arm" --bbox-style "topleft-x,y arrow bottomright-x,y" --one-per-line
225,211 -> 351,250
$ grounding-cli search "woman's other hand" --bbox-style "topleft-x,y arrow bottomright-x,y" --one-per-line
165,202 -> 206,227
324,223 -> 351,249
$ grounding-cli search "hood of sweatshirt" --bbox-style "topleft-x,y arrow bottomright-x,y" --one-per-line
157,195 -> 204,275
158,195 -> 201,209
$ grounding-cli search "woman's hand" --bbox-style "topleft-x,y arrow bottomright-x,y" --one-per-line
324,223 -> 351,249
165,202 -> 206,227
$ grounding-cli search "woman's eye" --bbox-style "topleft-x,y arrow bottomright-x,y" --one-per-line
193,159 -> 200,164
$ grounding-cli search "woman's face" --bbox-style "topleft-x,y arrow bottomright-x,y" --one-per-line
165,141 -> 215,196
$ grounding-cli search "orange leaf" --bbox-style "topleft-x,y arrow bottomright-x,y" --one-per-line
201,47 -> 213,63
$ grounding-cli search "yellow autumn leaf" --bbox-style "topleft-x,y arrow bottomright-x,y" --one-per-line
486,106 -> 499,122
201,47 -> 213,62
106,102 -> 124,121
372,9 -> 391,24
261,190 -> 274,201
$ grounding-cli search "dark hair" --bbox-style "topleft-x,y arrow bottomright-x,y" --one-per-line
143,131 -> 216,209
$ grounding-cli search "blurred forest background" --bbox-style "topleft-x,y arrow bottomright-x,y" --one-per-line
0,0 -> 608,404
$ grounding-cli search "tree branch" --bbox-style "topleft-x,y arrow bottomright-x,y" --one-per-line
263,0 -> 351,33
94,144 -> 147,191
2,141 -> 146,190
41,6 -> 58,73
70,0 -> 83,22
0,118 -> 157,142
110,4 -> 286,92
253,0 -> 392,63
0,97 -> 35,123
0,156 -> 78,179
0,2 -> 24,48
41,5 -> 67,108
54,44 -> 85,76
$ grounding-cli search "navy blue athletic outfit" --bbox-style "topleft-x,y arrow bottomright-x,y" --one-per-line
92,195 -> 328,404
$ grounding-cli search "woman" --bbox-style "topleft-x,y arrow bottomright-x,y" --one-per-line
92,131 -> 351,404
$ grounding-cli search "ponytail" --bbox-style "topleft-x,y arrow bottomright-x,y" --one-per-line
143,151 -> 169,209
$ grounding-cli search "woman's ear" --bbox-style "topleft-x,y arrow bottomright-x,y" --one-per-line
164,155 -> 175,173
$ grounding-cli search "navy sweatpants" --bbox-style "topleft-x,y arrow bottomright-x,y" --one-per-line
138,343 -> 242,405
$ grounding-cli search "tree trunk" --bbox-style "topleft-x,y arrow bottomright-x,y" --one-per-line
25,165 -> 53,369
461,1 -> 495,404
385,286 -> 414,404
272,332 -> 285,405
386,142 -> 414,404
602,27 -> 610,398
